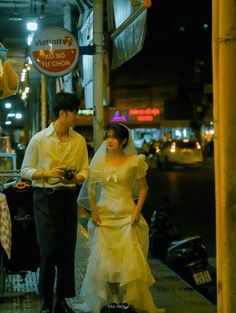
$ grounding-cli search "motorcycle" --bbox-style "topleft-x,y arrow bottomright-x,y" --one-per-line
149,202 -> 216,304
166,235 -> 216,304
149,200 -> 181,260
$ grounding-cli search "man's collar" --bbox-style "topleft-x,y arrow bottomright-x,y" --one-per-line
45,123 -> 76,138
45,123 -> 55,136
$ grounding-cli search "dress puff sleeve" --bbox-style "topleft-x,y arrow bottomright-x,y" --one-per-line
134,154 -> 149,179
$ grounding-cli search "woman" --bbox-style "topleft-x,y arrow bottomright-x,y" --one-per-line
77,124 -> 165,313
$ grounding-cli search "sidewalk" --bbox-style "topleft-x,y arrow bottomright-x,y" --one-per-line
0,218 -> 217,313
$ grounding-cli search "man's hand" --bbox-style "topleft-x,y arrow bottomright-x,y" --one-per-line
60,173 -> 85,185
44,166 -> 66,179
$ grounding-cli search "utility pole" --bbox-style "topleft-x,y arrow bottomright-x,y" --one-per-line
41,74 -> 47,129
212,0 -> 236,312
93,0 -> 104,151
64,4 -> 73,93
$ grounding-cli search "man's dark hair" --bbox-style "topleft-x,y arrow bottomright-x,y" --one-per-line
53,92 -> 81,119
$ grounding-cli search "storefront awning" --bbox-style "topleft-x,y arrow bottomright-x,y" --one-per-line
107,0 -> 147,70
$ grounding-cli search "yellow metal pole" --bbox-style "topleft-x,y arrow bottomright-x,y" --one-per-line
213,0 -> 236,311
212,0 -> 223,311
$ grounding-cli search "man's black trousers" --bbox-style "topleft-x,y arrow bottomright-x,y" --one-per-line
33,188 -> 78,299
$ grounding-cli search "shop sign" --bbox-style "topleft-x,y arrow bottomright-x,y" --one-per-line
29,27 -> 79,77
110,107 -> 161,124
129,107 -> 160,123
111,110 -> 129,123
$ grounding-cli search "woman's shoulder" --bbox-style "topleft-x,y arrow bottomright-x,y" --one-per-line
133,153 -> 146,163
133,153 -> 148,170
136,153 -> 146,160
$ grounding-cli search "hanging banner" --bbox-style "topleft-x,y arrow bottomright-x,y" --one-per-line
29,27 -> 79,77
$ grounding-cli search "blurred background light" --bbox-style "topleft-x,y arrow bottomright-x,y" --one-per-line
26,21 -> 38,31
4,102 -> 12,109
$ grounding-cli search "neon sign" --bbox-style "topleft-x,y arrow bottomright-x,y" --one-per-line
110,107 -> 161,124
129,108 -> 160,116
137,116 -> 153,121
111,110 -> 128,123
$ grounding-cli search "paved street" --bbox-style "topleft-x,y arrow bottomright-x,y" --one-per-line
144,156 -> 216,258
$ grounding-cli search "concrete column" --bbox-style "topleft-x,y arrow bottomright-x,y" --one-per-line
41,74 -> 47,129
64,4 -> 73,93
93,0 -> 104,150
213,0 -> 236,311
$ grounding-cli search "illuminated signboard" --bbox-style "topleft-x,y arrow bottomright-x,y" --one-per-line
137,116 -> 153,121
110,107 -> 161,124
111,110 -> 129,123
29,27 -> 79,77
129,108 -> 160,116
129,107 -> 160,123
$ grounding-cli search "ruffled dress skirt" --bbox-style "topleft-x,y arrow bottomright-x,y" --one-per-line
77,193 -> 164,313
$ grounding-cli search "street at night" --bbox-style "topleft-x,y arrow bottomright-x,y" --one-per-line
2,0 -> 236,311
143,157 -> 216,258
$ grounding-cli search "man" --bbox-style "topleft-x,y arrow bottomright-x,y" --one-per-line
21,92 -> 89,313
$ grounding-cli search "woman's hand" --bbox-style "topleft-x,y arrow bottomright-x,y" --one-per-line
131,210 -> 141,225
91,210 -> 101,226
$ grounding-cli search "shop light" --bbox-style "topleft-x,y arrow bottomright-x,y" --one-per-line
4,102 -> 12,109
21,93 -> 27,100
175,130 -> 181,138
196,142 -> 201,150
5,121 -> 12,125
26,21 -> 38,31
7,113 -> 15,118
21,71 -> 26,82
79,109 -> 93,115
170,143 -> 176,153
15,113 -> 23,119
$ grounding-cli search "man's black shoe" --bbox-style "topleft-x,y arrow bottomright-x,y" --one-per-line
40,304 -> 52,313
54,299 -> 75,313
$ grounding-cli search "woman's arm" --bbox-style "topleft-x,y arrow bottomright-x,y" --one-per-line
131,176 -> 149,224
88,169 -> 102,226
89,192 -> 101,226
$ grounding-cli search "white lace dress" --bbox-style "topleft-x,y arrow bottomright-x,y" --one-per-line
77,154 -> 164,313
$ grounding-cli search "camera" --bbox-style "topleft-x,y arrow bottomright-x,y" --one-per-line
64,167 -> 78,180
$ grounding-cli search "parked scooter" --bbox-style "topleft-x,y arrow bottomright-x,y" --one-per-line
149,199 -> 216,304
165,236 -> 216,304
149,198 -> 181,260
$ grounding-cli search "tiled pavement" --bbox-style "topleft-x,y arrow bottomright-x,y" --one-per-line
0,216 -> 217,313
